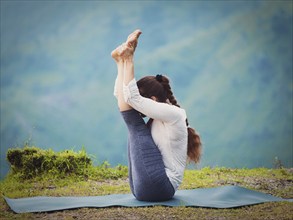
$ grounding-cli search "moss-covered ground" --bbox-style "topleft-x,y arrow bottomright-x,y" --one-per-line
1,167 -> 292,220
0,147 -> 292,219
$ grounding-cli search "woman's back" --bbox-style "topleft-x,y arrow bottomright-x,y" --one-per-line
151,112 -> 188,190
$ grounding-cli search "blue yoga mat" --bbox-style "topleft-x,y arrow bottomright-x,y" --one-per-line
4,185 -> 292,213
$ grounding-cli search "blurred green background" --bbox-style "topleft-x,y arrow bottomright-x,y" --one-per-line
1,0 -> 292,178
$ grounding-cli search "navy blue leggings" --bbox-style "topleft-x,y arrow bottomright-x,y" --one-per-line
121,109 -> 175,202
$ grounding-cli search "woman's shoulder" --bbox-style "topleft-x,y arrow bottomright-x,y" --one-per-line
173,105 -> 186,118
165,104 -> 187,123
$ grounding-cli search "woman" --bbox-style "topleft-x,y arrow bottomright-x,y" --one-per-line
111,29 -> 201,202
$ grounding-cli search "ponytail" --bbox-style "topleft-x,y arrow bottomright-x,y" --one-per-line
137,74 -> 202,163
186,119 -> 202,163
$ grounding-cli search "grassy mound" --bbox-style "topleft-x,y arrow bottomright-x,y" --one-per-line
5,146 -> 127,181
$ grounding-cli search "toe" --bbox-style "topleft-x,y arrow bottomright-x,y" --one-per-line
127,29 -> 142,41
135,29 -> 142,36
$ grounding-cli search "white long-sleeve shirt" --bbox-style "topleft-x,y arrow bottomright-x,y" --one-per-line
114,78 -> 188,190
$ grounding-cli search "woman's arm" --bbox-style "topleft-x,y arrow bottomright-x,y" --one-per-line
123,78 -> 186,124
118,33 -> 185,123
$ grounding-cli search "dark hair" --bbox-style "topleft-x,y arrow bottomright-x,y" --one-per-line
137,75 -> 202,163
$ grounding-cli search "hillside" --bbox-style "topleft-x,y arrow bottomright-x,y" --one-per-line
1,1 -> 292,179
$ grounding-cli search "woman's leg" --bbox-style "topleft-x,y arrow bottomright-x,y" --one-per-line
112,46 -> 135,195
121,109 -> 175,201
122,33 -> 174,201
111,29 -> 141,111
112,30 -> 174,201
111,32 -> 142,195
111,45 -> 132,112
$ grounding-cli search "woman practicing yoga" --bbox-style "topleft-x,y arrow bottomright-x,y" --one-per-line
111,29 -> 201,202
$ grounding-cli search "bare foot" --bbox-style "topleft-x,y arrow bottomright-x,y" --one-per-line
120,43 -> 134,60
111,43 -> 133,62
111,29 -> 142,61
111,44 -> 124,62
119,29 -> 142,59
126,29 -> 142,50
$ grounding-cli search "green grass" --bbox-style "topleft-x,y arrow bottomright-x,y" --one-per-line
1,167 -> 292,220
181,167 -> 293,198
1,146 -> 292,219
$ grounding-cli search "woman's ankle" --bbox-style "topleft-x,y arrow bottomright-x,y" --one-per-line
123,55 -> 134,62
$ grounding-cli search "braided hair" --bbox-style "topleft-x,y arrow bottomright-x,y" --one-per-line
137,75 -> 202,163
